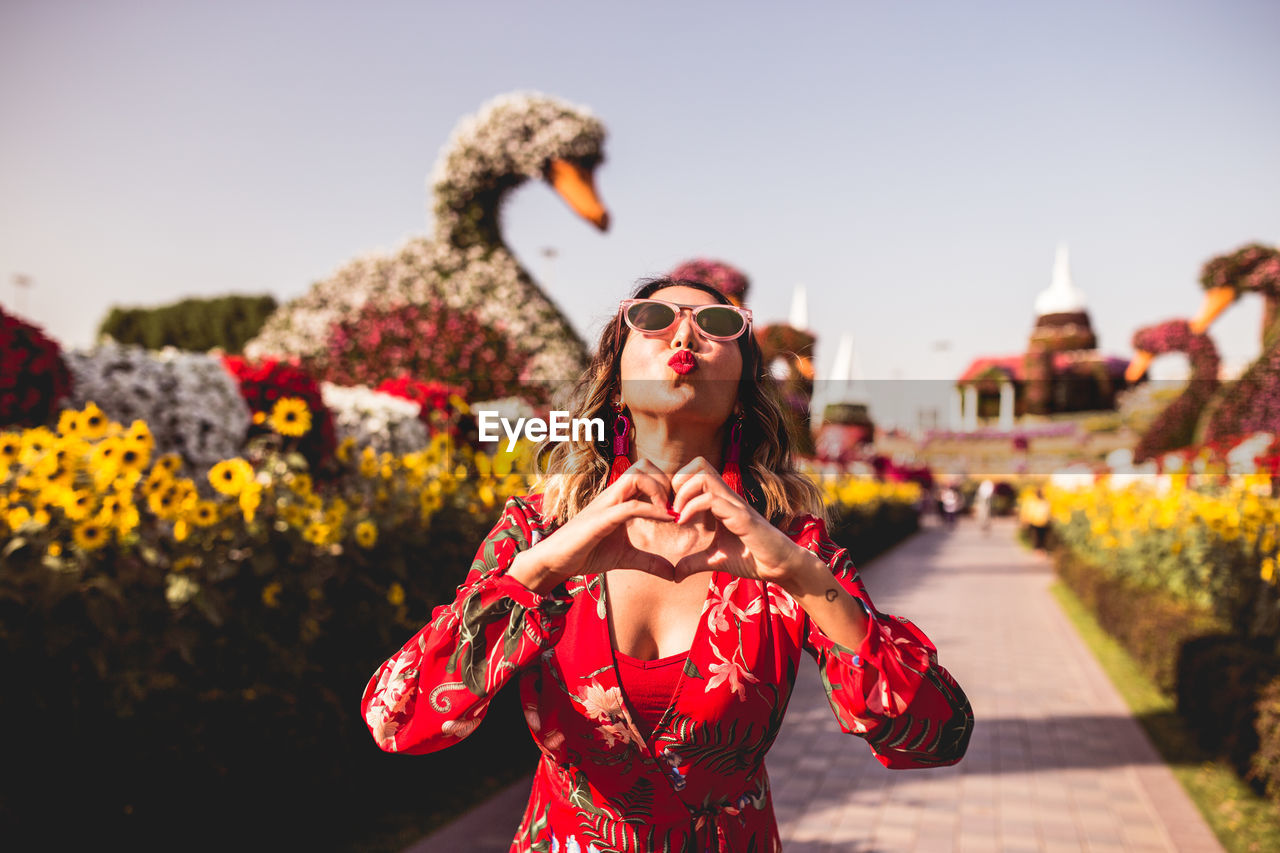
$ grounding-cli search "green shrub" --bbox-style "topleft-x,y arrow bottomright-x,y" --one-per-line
98,294 -> 278,354
1053,548 -> 1224,693
1176,635 -> 1280,782
829,500 -> 919,566
1252,675 -> 1280,801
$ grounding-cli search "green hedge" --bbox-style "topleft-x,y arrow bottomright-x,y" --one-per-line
828,500 -> 919,566
1252,676 -> 1280,800
1053,545 -> 1280,804
1052,548 -> 1224,693
98,294 -> 278,354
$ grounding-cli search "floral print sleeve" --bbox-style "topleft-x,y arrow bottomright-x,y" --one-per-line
361,496 -> 572,755
796,517 -> 974,769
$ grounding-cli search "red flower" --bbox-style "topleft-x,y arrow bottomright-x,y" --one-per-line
221,355 -> 336,470
0,307 -> 71,427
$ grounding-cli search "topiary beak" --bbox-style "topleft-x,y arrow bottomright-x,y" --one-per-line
547,158 -> 610,231
1190,286 -> 1236,334
1125,350 -> 1153,383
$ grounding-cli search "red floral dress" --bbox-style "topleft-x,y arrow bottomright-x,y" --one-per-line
361,495 -> 973,852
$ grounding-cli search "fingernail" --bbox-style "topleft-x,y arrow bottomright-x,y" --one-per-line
666,507 -> 681,519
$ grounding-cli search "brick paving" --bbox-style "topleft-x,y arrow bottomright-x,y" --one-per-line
408,516 -> 1224,852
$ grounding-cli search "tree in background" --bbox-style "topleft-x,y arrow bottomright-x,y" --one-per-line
98,294 -> 278,354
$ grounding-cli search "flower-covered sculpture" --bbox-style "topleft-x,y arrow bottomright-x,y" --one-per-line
1124,319 -> 1221,463
0,306 -> 71,427
65,343 -> 250,472
320,299 -> 530,402
246,92 -> 609,394
668,259 -> 751,306
1188,243 -> 1280,445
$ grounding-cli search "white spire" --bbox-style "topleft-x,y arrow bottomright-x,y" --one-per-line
824,333 -> 869,404
1034,242 -> 1087,315
789,284 -> 808,330
830,334 -> 854,382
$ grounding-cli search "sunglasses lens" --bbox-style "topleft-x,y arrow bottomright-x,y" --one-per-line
626,301 -> 677,332
696,307 -> 746,338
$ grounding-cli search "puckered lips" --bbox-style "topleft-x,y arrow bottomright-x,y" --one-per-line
667,350 -> 697,375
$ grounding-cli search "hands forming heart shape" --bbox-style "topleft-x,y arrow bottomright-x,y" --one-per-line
527,457 -> 809,589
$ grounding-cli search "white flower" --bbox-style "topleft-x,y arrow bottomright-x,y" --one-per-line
705,642 -> 759,702
320,382 -> 427,455
67,343 -> 250,474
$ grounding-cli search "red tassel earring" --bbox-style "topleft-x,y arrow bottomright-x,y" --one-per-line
721,415 -> 746,499
606,401 -> 632,486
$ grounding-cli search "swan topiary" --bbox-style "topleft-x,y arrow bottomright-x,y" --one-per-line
1124,319 -> 1220,463
1188,243 -> 1280,445
246,92 -> 609,392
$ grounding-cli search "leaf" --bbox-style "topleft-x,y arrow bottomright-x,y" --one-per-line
682,658 -> 704,680
567,769 -> 605,817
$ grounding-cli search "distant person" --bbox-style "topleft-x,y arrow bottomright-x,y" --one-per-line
1021,487 -> 1052,550
940,485 -> 961,528
974,478 -> 995,534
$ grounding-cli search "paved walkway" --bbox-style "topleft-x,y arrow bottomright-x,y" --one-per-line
410,517 -> 1224,852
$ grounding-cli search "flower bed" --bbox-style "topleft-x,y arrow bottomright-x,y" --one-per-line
0,402 -> 537,847
813,474 -> 922,565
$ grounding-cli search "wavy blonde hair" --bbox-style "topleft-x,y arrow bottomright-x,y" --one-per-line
535,277 -> 826,526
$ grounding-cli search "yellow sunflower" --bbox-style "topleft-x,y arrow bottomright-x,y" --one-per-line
6,506 -> 32,530
354,520 -> 378,548
148,483 -> 182,518
20,427 -> 56,465
114,503 -> 140,538
302,521 -> 331,546
124,420 -> 154,451
269,398 -> 312,437
63,489 -> 95,521
387,582 -> 405,607
57,410 -> 82,437
73,520 -> 109,551
117,442 -> 151,474
191,500 -> 220,527
153,453 -> 182,476
79,402 -> 109,440
208,458 -> 254,497
0,432 -> 21,467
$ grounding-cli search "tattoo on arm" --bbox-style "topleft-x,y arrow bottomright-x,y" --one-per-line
825,588 -> 838,602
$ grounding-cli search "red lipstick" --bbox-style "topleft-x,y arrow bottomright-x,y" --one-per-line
667,351 -> 696,375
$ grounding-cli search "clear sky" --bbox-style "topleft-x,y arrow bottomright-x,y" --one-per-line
2,0 -> 1277,426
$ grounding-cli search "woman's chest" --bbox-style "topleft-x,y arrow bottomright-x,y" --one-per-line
604,572 -> 712,660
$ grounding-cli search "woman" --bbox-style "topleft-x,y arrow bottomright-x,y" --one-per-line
362,278 -> 973,851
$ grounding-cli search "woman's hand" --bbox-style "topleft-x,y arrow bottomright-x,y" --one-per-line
668,457 -> 816,587
668,458 -> 871,648
507,459 -> 681,595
